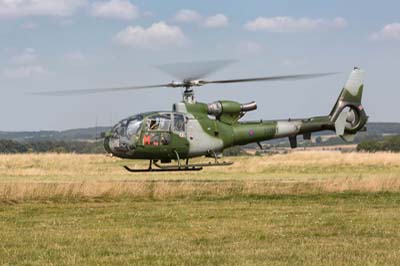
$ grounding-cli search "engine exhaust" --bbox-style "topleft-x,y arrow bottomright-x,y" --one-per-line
240,101 -> 257,112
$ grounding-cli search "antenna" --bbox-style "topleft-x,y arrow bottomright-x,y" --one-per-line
95,116 -> 98,140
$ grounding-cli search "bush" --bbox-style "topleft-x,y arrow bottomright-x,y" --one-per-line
357,135 -> 400,152
223,146 -> 246,156
0,139 -> 105,154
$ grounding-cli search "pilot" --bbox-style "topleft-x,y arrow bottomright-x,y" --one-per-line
149,120 -> 159,130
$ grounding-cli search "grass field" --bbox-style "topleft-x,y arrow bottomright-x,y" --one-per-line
1,151 -> 400,200
1,151 -> 400,265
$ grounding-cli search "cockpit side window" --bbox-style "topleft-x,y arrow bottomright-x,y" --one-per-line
173,114 -> 185,132
146,114 -> 171,131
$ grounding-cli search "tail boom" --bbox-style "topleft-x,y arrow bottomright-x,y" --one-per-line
230,68 -> 368,148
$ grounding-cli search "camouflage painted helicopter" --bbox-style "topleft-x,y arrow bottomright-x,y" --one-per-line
37,62 -> 367,172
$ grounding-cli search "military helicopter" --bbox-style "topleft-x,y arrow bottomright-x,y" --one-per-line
36,61 -> 368,172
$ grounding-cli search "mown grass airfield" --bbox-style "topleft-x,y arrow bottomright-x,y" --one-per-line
1,151 -> 400,265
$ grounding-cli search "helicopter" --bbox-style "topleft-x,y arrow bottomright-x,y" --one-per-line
36,62 -> 368,172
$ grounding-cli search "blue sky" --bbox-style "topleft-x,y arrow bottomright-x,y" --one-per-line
0,0 -> 399,130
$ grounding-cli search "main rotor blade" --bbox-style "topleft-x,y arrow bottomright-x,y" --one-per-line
202,72 -> 338,85
33,84 -> 171,96
32,72 -> 338,96
156,59 -> 236,81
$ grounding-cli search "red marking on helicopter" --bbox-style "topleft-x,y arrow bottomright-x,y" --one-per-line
143,135 -> 151,145
249,129 -> 255,136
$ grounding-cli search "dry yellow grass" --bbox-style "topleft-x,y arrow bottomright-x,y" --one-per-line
2,152 -> 400,266
0,151 -> 399,200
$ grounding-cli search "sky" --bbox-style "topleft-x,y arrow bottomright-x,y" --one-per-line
0,0 -> 399,131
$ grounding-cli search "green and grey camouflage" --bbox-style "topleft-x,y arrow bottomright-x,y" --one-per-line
103,68 -> 368,170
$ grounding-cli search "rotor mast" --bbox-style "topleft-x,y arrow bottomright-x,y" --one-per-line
183,86 -> 195,103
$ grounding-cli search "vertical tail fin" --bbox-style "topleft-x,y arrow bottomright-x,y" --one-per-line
330,67 -> 368,140
330,67 -> 364,117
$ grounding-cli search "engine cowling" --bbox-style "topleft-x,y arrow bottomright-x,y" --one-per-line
207,100 -> 257,124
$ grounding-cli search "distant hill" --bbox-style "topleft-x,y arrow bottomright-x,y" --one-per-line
0,127 -> 111,142
364,122 -> 400,135
297,122 -> 400,137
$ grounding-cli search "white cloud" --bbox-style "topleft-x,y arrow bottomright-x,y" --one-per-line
244,16 -> 347,33
114,21 -> 187,50
91,0 -> 138,20
2,65 -> 47,79
3,48 -> 48,79
173,9 -> 202,23
11,48 -> 37,65
173,10 -> 228,28
370,23 -> 400,41
203,14 -> 228,28
0,0 -> 86,18
237,41 -> 263,55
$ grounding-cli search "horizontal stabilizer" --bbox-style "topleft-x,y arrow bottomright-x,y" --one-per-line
341,134 -> 356,142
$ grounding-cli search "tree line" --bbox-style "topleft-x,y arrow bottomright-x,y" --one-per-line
0,139 -> 105,154
357,135 -> 400,152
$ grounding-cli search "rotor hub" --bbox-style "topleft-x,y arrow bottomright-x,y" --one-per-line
183,86 -> 195,103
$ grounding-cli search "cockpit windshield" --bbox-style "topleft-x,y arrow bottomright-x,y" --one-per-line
127,117 -> 142,137
112,115 -> 144,137
112,119 -> 127,136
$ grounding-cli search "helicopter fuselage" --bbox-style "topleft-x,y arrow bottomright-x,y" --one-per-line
103,68 -> 368,165
103,98 -> 366,162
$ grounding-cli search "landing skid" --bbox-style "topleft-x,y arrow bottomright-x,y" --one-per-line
123,153 -> 233,173
123,164 -> 203,172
